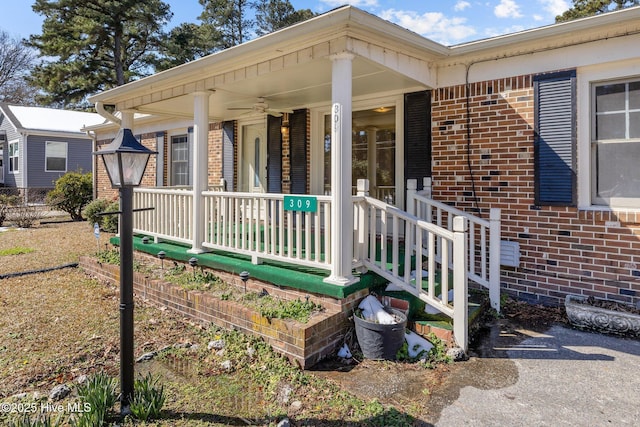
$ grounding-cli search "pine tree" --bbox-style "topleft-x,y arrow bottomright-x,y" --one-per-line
199,0 -> 254,49
556,0 -> 639,22
153,23 -> 220,72
27,0 -> 172,109
254,0 -> 316,37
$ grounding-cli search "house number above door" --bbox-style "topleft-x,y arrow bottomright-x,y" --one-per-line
284,195 -> 318,213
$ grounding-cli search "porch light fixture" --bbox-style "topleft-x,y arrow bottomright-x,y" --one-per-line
93,127 -> 156,417
280,113 -> 289,137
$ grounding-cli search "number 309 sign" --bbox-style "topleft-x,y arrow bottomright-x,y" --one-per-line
284,195 -> 318,213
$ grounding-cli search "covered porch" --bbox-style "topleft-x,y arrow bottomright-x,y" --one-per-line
88,7 -> 500,351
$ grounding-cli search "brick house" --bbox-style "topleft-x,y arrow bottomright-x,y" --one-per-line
85,5 -> 640,347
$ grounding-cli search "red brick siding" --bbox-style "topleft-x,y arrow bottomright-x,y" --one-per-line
432,74 -> 640,306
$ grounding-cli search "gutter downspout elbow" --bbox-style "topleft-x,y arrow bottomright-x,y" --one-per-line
95,102 -> 121,126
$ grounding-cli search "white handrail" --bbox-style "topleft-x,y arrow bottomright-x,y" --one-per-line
353,181 -> 469,350
406,178 -> 501,312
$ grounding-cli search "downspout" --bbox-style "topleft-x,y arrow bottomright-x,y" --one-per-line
85,129 -> 98,199
460,28 -> 640,219
95,102 -> 122,126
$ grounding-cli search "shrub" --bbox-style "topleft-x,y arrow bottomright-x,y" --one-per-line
46,171 -> 92,221
11,205 -> 43,228
0,194 -> 20,226
83,199 -> 119,233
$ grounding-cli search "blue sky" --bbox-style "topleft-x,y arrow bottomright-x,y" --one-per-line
3,0 -> 572,46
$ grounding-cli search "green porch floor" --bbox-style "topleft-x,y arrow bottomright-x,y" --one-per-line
112,235 -> 379,299
111,235 -> 483,322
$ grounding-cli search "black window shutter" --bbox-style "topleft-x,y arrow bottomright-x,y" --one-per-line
404,90 -> 431,191
267,115 -> 282,193
289,109 -> 307,194
222,121 -> 234,191
534,70 -> 576,206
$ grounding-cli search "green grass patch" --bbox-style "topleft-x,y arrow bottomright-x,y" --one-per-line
0,247 -> 34,256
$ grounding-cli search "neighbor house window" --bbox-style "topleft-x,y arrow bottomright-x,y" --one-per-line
45,141 -> 67,172
170,134 -> 190,186
8,140 -> 18,172
591,79 -> 640,207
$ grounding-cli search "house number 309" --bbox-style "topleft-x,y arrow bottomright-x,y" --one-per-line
284,196 -> 318,213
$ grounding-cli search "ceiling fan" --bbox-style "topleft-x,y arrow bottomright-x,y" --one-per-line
227,97 -> 292,117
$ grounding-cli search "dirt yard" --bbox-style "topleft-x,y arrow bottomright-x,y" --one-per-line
0,218 -> 571,426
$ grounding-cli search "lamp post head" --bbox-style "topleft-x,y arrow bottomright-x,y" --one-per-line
188,257 -> 198,267
239,271 -> 250,282
93,128 -> 157,188
157,251 -> 166,260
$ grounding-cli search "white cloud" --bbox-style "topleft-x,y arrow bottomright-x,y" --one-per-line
538,0 -> 570,17
494,0 -> 523,18
379,9 -> 477,45
320,0 -> 379,8
454,1 -> 471,12
533,14 -> 544,21
484,24 -> 527,38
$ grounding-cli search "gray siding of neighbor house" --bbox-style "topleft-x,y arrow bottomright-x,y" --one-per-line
0,114 -> 23,188
25,135 -> 93,188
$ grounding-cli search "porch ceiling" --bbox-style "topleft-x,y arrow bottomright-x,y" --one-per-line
120,55 -> 426,121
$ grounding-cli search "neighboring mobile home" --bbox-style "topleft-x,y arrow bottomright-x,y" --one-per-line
0,103 -> 103,200
86,6 -> 640,351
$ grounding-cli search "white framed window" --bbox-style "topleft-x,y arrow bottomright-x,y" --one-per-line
8,140 -> 18,173
170,134 -> 190,186
45,141 -> 68,172
591,78 -> 640,207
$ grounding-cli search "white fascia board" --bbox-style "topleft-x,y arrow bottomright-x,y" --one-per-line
88,6 -> 449,105
449,6 -> 640,56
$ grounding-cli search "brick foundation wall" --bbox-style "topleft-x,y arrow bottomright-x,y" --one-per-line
80,256 -> 367,368
432,74 -> 640,306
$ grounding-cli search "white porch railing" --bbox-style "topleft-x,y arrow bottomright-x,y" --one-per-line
406,178 -> 501,313
133,187 -> 194,244
353,179 -> 469,351
200,191 -> 333,269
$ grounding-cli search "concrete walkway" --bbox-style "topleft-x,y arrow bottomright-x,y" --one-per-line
434,323 -> 640,426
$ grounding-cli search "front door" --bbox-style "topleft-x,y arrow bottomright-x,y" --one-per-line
242,123 -> 267,193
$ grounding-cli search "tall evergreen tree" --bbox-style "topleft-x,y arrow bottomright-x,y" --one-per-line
27,0 -> 172,109
254,0 -> 316,36
199,0 -> 253,49
556,0 -> 639,22
0,30 -> 38,105
153,23 -> 220,72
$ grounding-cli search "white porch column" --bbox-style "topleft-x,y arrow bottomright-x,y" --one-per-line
120,110 -> 134,130
188,91 -> 211,254
325,53 -> 357,286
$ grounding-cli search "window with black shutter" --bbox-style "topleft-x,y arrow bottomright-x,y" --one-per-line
404,91 -> 431,191
534,70 -> 576,206
222,121 -> 234,191
289,109 -> 307,194
267,115 -> 282,193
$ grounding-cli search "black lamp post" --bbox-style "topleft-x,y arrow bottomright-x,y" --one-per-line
93,128 -> 156,415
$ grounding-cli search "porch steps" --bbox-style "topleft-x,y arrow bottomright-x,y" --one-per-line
376,288 -> 487,345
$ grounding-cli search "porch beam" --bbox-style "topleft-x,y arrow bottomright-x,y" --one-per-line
188,91 -> 212,254
325,52 -> 357,286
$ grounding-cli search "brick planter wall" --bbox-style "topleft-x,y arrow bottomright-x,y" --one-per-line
80,256 -> 367,368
